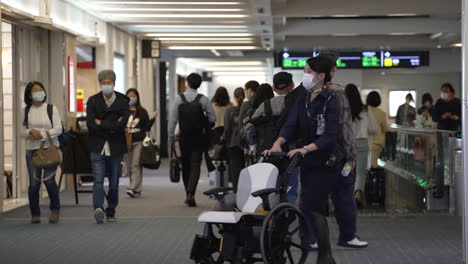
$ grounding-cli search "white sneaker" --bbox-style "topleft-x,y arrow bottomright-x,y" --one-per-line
309,243 -> 318,250
94,208 -> 105,224
126,189 -> 135,198
337,237 -> 368,248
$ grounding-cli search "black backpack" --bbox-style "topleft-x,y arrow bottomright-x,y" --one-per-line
24,104 -> 70,152
249,99 -> 283,154
178,94 -> 207,135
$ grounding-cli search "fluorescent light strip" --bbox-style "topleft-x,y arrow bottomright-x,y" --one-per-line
163,41 -> 255,44
201,61 -> 264,66
213,72 -> 266,76
100,8 -> 245,12
168,46 -> 257,50
135,25 -> 248,28
211,49 -> 221,57
153,38 -> 254,41
148,33 -> 253,37
204,67 -> 267,71
94,1 -> 243,5
110,14 -> 248,18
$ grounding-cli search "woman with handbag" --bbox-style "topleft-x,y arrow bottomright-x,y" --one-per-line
23,81 -> 62,224
124,88 -> 150,198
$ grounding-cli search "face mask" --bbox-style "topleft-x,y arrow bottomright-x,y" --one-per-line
129,97 -> 137,106
441,92 -> 449,101
424,101 -> 431,108
302,73 -> 317,91
101,85 -> 114,95
32,91 -> 46,102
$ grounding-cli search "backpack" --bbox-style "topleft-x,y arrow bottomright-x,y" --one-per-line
24,104 -> 70,152
178,94 -> 207,135
249,99 -> 283,154
240,106 -> 257,146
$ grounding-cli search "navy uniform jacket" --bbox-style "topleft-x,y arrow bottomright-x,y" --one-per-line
279,88 -> 340,168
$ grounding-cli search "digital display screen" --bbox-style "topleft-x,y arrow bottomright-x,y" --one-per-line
279,51 -> 429,69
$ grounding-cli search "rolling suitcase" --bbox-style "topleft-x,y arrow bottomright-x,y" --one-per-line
366,167 -> 385,205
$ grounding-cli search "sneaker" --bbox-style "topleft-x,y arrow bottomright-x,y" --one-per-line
134,192 -> 141,198
337,237 -> 369,248
49,210 -> 60,224
308,243 -> 318,251
126,189 -> 135,198
94,208 -> 105,224
31,216 -> 41,224
106,215 -> 117,223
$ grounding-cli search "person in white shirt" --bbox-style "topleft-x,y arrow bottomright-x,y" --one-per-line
23,81 -> 62,224
345,84 -> 377,208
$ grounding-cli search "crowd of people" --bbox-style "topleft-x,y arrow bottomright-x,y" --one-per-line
22,54 -> 461,263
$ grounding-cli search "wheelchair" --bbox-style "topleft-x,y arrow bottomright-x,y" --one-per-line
190,153 -> 309,264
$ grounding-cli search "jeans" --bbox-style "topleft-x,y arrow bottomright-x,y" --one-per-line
91,152 -> 123,216
287,167 -> 300,204
26,150 -> 60,217
308,169 -> 357,244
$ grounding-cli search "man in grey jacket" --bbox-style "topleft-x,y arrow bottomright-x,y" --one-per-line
168,73 -> 216,207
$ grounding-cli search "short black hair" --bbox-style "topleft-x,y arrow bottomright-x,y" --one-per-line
306,56 -> 334,83
24,81 -> 47,106
421,93 -> 433,104
273,72 -> 293,90
366,91 -> 382,107
244,80 -> 260,92
186,73 -> 203,89
441,83 -> 455,94
406,93 -> 414,102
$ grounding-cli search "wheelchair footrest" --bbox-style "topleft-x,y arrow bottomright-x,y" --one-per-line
190,235 -> 213,261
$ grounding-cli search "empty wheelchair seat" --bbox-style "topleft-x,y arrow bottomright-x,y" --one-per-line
198,163 -> 279,224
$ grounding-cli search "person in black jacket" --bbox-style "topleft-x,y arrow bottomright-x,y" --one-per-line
124,88 -> 150,198
86,70 -> 131,224
433,83 -> 462,131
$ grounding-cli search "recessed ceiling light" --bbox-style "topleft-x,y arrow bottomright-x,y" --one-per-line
430,32 -> 444,39
135,25 -> 248,28
152,37 -> 254,41
163,40 -> 255,44
387,13 -> 419,17
451,43 -> 462,47
93,1 -> 243,5
330,14 -> 360,18
168,46 -> 257,50
109,14 -> 248,18
211,49 -> 221,57
147,33 -> 254,37
99,8 -> 245,12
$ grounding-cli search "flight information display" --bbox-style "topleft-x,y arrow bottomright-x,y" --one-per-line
279,51 -> 429,69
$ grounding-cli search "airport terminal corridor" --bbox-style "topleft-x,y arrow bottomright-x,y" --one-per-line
0,162 -> 463,264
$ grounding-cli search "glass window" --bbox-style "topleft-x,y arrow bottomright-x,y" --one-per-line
113,53 -> 125,94
389,90 -> 416,117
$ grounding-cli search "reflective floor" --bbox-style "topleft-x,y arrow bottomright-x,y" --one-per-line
0,161 -> 463,264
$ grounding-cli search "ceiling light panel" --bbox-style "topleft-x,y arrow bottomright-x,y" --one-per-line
152,38 -> 254,41
146,33 -> 254,37
167,46 -> 257,50
200,61 -> 264,66
99,8 -> 245,12
93,1 -> 244,5
109,14 -> 248,18
134,25 -> 248,28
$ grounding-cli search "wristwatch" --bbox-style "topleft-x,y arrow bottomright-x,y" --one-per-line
303,145 -> 309,153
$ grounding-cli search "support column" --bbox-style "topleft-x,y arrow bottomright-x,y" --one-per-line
462,0 -> 468,262
0,8 -> 4,213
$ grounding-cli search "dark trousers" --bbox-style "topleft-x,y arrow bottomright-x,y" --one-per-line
26,150 -> 60,217
228,146 -> 244,191
307,169 -> 357,243
91,152 -> 123,216
180,144 -> 203,195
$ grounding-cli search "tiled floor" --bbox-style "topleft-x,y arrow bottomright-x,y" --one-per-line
0,160 -> 463,264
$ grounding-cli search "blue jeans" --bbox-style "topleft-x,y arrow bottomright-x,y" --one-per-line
91,152 -> 123,216
307,170 -> 357,243
26,150 -> 60,217
287,167 -> 300,204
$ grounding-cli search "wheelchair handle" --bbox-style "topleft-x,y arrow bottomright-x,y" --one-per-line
285,153 -> 302,175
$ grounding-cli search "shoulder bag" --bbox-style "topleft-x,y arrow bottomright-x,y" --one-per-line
32,131 -> 61,169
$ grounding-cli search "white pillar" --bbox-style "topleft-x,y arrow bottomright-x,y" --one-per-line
462,0 -> 468,262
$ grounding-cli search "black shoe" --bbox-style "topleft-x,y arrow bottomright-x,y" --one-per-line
187,193 -> 197,207
126,189 -> 135,198
106,215 -> 117,222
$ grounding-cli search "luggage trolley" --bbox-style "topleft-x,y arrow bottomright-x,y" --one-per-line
190,153 -> 309,264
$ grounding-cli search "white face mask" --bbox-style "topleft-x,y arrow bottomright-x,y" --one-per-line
302,73 -> 317,91
441,92 -> 449,101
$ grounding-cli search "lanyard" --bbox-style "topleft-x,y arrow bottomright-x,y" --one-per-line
305,89 -> 321,119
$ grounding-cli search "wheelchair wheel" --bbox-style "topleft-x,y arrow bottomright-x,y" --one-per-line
260,203 -> 309,264
199,224 -> 225,264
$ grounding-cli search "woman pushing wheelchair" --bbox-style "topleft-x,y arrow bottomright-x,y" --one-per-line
264,55 -> 341,264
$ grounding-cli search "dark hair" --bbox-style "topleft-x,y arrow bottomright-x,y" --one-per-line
422,93 -> 433,105
252,83 -> 274,109
211,86 -> 231,106
24,81 -> 47,106
233,87 -> 245,106
441,83 -> 455,94
406,93 -> 414,102
186,73 -> 203,89
126,88 -> 145,115
306,56 -> 334,83
366,91 -> 382,107
345,83 -> 366,121
317,51 -> 339,64
244,80 -> 260,92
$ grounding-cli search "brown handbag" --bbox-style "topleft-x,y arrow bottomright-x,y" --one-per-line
32,132 -> 61,169
126,133 -> 133,150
